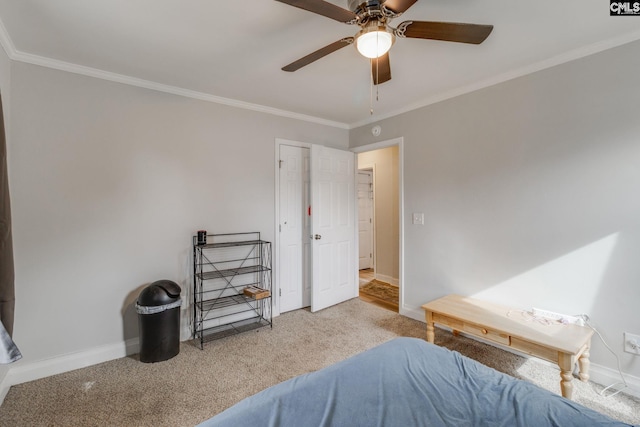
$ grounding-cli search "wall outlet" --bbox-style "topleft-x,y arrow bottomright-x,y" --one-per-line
624,332 -> 640,355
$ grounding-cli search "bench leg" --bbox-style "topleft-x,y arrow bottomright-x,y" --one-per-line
558,352 -> 575,399
425,311 -> 435,343
578,341 -> 591,382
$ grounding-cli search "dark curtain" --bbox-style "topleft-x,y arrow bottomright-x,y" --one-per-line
0,93 -> 15,336
0,93 -> 20,364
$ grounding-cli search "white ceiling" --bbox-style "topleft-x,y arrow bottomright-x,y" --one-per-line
0,0 -> 639,128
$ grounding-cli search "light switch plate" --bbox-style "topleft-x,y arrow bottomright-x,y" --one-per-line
412,213 -> 424,225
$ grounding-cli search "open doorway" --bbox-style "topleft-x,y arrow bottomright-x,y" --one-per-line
355,142 -> 401,312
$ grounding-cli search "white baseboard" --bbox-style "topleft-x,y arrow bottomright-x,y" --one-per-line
0,382 -> 9,405
587,362 -> 640,399
399,304 -> 640,399
0,325 -> 201,406
0,337 -> 139,406
401,304 -> 424,321
8,338 -> 138,384
374,273 -> 398,286
0,367 -> 10,405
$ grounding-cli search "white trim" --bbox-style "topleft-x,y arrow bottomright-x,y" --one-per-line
352,138 -> 402,154
2,14 -> 639,131
0,337 -> 140,405
352,153 -> 360,302
374,273 -> 398,287
0,15 -> 15,59
588,363 -> 640,400
15,50 -> 349,129
404,305 -> 426,322
0,368 -> 10,404
349,29 -> 640,129
0,16 -> 348,130
351,137 -> 404,315
0,382 -> 9,405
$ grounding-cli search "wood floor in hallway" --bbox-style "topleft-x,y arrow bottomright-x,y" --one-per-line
358,269 -> 398,312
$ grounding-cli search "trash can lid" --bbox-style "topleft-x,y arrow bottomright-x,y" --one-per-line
137,280 -> 182,306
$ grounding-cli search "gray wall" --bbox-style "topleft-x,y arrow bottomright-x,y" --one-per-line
350,39 -> 640,379
7,61 -> 348,363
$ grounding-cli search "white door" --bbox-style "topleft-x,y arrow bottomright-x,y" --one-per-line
357,170 -> 373,270
279,145 -> 311,313
310,145 -> 357,312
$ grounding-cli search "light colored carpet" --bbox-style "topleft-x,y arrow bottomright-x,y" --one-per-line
1,298 -> 638,426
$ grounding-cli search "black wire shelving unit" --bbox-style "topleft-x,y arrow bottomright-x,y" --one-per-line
192,232 -> 272,348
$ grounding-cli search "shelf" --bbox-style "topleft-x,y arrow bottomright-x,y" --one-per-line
196,293 -> 271,311
196,239 -> 266,249
192,232 -> 272,348
198,317 -> 271,343
199,281 -> 264,296
196,264 -> 271,280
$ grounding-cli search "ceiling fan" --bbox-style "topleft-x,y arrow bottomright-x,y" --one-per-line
277,0 -> 493,85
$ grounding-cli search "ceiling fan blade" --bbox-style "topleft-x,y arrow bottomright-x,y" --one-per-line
282,38 -> 354,72
396,21 -> 493,44
372,53 -> 391,85
382,0 -> 418,14
275,0 -> 357,23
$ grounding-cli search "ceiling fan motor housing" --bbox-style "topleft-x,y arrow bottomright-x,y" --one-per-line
348,0 -> 385,20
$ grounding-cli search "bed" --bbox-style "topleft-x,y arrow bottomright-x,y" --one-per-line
199,337 -> 632,427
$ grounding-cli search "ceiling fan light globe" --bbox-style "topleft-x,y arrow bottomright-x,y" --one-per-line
355,27 -> 394,59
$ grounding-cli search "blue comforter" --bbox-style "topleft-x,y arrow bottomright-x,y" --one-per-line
200,337 -> 632,427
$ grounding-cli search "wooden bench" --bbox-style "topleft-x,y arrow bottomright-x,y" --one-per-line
422,294 -> 593,399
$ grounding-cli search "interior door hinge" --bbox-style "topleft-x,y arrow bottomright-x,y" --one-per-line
279,288 -> 282,297
279,159 -> 283,169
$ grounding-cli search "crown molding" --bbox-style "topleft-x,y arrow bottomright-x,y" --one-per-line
349,28 -> 640,129
0,16 -> 349,130
0,14 -> 15,60
14,50 -> 350,129
2,13 -> 640,132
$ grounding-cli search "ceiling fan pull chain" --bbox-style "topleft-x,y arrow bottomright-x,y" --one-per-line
370,58 -> 374,115
375,53 -> 380,102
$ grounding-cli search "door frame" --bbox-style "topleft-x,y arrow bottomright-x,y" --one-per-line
352,137 -> 405,314
274,137 -> 404,316
274,138 -> 311,317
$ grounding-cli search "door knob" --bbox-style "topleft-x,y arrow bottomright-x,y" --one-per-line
314,234 -> 322,240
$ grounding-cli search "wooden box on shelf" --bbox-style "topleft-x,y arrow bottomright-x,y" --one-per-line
243,286 -> 270,300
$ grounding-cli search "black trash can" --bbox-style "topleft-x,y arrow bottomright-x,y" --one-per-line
135,280 -> 182,363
